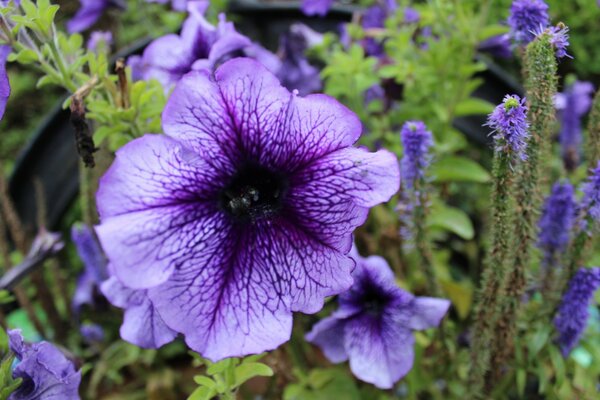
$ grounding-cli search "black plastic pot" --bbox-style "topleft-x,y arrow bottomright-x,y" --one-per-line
8,0 -> 521,231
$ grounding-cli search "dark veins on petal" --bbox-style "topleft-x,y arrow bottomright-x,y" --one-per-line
220,164 -> 289,223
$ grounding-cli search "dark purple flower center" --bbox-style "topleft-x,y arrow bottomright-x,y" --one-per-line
13,375 -> 35,398
220,164 -> 288,222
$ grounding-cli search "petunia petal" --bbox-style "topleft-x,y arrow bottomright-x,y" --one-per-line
407,297 -> 451,330
344,315 -> 415,389
305,316 -> 348,363
0,45 -> 10,120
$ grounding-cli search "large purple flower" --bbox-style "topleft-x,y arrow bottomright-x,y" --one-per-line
95,58 -> 399,360
67,0 -> 125,34
129,1 -> 254,90
0,45 -> 10,120
8,330 -> 81,400
306,247 -> 450,389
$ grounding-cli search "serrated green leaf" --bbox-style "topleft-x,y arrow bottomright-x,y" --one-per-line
431,156 -> 490,183
234,362 -> 273,388
427,204 -> 474,240
454,98 -> 495,117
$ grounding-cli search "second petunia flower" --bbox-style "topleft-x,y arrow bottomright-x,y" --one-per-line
95,57 -> 400,361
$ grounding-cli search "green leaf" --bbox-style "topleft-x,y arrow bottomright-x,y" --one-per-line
206,358 -> 234,376
431,156 -> 490,183
187,386 -> 216,400
454,98 -> 495,117
193,375 -> 216,389
0,328 -> 7,353
427,204 -> 474,240
8,49 -> 38,65
516,369 -> 526,398
439,280 -> 472,319
234,362 -> 273,388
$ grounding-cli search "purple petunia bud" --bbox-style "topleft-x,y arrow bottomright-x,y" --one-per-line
487,94 -> 529,160
400,121 -> 433,190
508,0 -> 550,45
537,182 -> 576,263
554,267 -> 600,356
581,161 -> 600,223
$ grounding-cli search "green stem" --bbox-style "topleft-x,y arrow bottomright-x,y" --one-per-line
587,88 -> 600,167
413,189 -> 441,296
47,38 -> 77,92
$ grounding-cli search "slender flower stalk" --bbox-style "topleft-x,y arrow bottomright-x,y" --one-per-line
487,33 -> 558,388
469,95 -> 529,397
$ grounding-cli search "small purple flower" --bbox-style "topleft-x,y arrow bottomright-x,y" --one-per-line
71,223 -> 108,314
554,267 -> 600,356
86,30 -> 113,52
535,23 -> 571,59
67,0 -> 125,34
478,34 -> 512,59
301,0 -> 334,16
581,161 -> 600,222
537,182 -> 576,264
0,45 -> 10,120
100,270 -> 177,349
400,121 -> 433,190
556,81 -> 594,170
8,329 -> 81,400
306,247 -> 450,389
80,323 -> 104,343
508,0 -> 550,45
487,94 -> 529,160
95,58 -> 399,360
129,2 -> 254,90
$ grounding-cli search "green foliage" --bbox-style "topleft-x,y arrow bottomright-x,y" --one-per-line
0,328 -> 21,400
283,368 -> 364,400
188,354 -> 273,400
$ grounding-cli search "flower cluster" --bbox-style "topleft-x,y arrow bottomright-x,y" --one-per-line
306,247 -> 450,388
508,0 -> 550,45
537,182 -> 576,265
400,121 -> 433,190
95,57 -> 399,360
8,330 -> 81,399
554,267 -> 600,356
486,94 -> 529,161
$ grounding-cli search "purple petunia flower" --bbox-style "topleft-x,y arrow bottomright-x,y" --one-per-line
8,329 -> 81,400
508,0 -> 550,45
0,45 -> 10,120
67,0 -> 125,34
400,121 -> 434,190
477,33 -> 512,59
301,0 -> 334,16
129,2 -> 278,91
95,57 -> 399,361
556,80 -> 594,170
71,223 -> 108,314
86,30 -> 113,52
554,267 -> 600,356
537,182 -> 576,265
581,161 -> 600,223
100,268 -> 177,349
487,94 -> 529,160
306,247 -> 450,389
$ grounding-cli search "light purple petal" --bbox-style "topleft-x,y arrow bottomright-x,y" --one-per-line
305,316 -> 348,363
67,0 -> 110,33
344,315 -> 415,389
0,45 -> 10,120
407,297 -> 451,330
301,0 -> 334,16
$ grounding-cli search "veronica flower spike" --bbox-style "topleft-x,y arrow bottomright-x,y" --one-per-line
95,57 -> 400,361
508,0 -> 550,45
306,247 -> 450,389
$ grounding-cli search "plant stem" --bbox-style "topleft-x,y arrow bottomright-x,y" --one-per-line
587,88 -> 600,166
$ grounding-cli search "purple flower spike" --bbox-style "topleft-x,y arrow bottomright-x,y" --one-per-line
581,161 -> 600,222
306,247 -> 450,389
400,121 -> 433,190
487,94 -> 529,160
100,270 -> 177,349
8,329 -> 81,400
71,223 -> 109,314
508,0 -> 550,45
537,182 -> 576,264
95,58 -> 399,361
536,23 -> 571,59
0,45 -> 10,120
556,81 -> 594,170
301,0 -> 334,16
554,267 -> 600,356
67,0 -> 124,34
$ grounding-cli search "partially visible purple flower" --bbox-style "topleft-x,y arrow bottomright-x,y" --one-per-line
301,0 -> 334,16
581,161 -> 600,222
477,33 -> 512,58
80,323 -> 104,343
486,94 -> 529,160
67,0 -> 125,34
508,0 -> 550,45
86,30 -> 113,52
71,223 -> 108,314
100,270 -> 177,349
400,121 -> 433,190
0,45 -> 10,120
306,247 -> 450,389
95,58 -> 399,360
537,182 -> 576,264
554,267 -> 600,356
535,23 -> 570,59
146,0 -> 188,11
556,81 -> 594,170
8,329 -> 81,400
